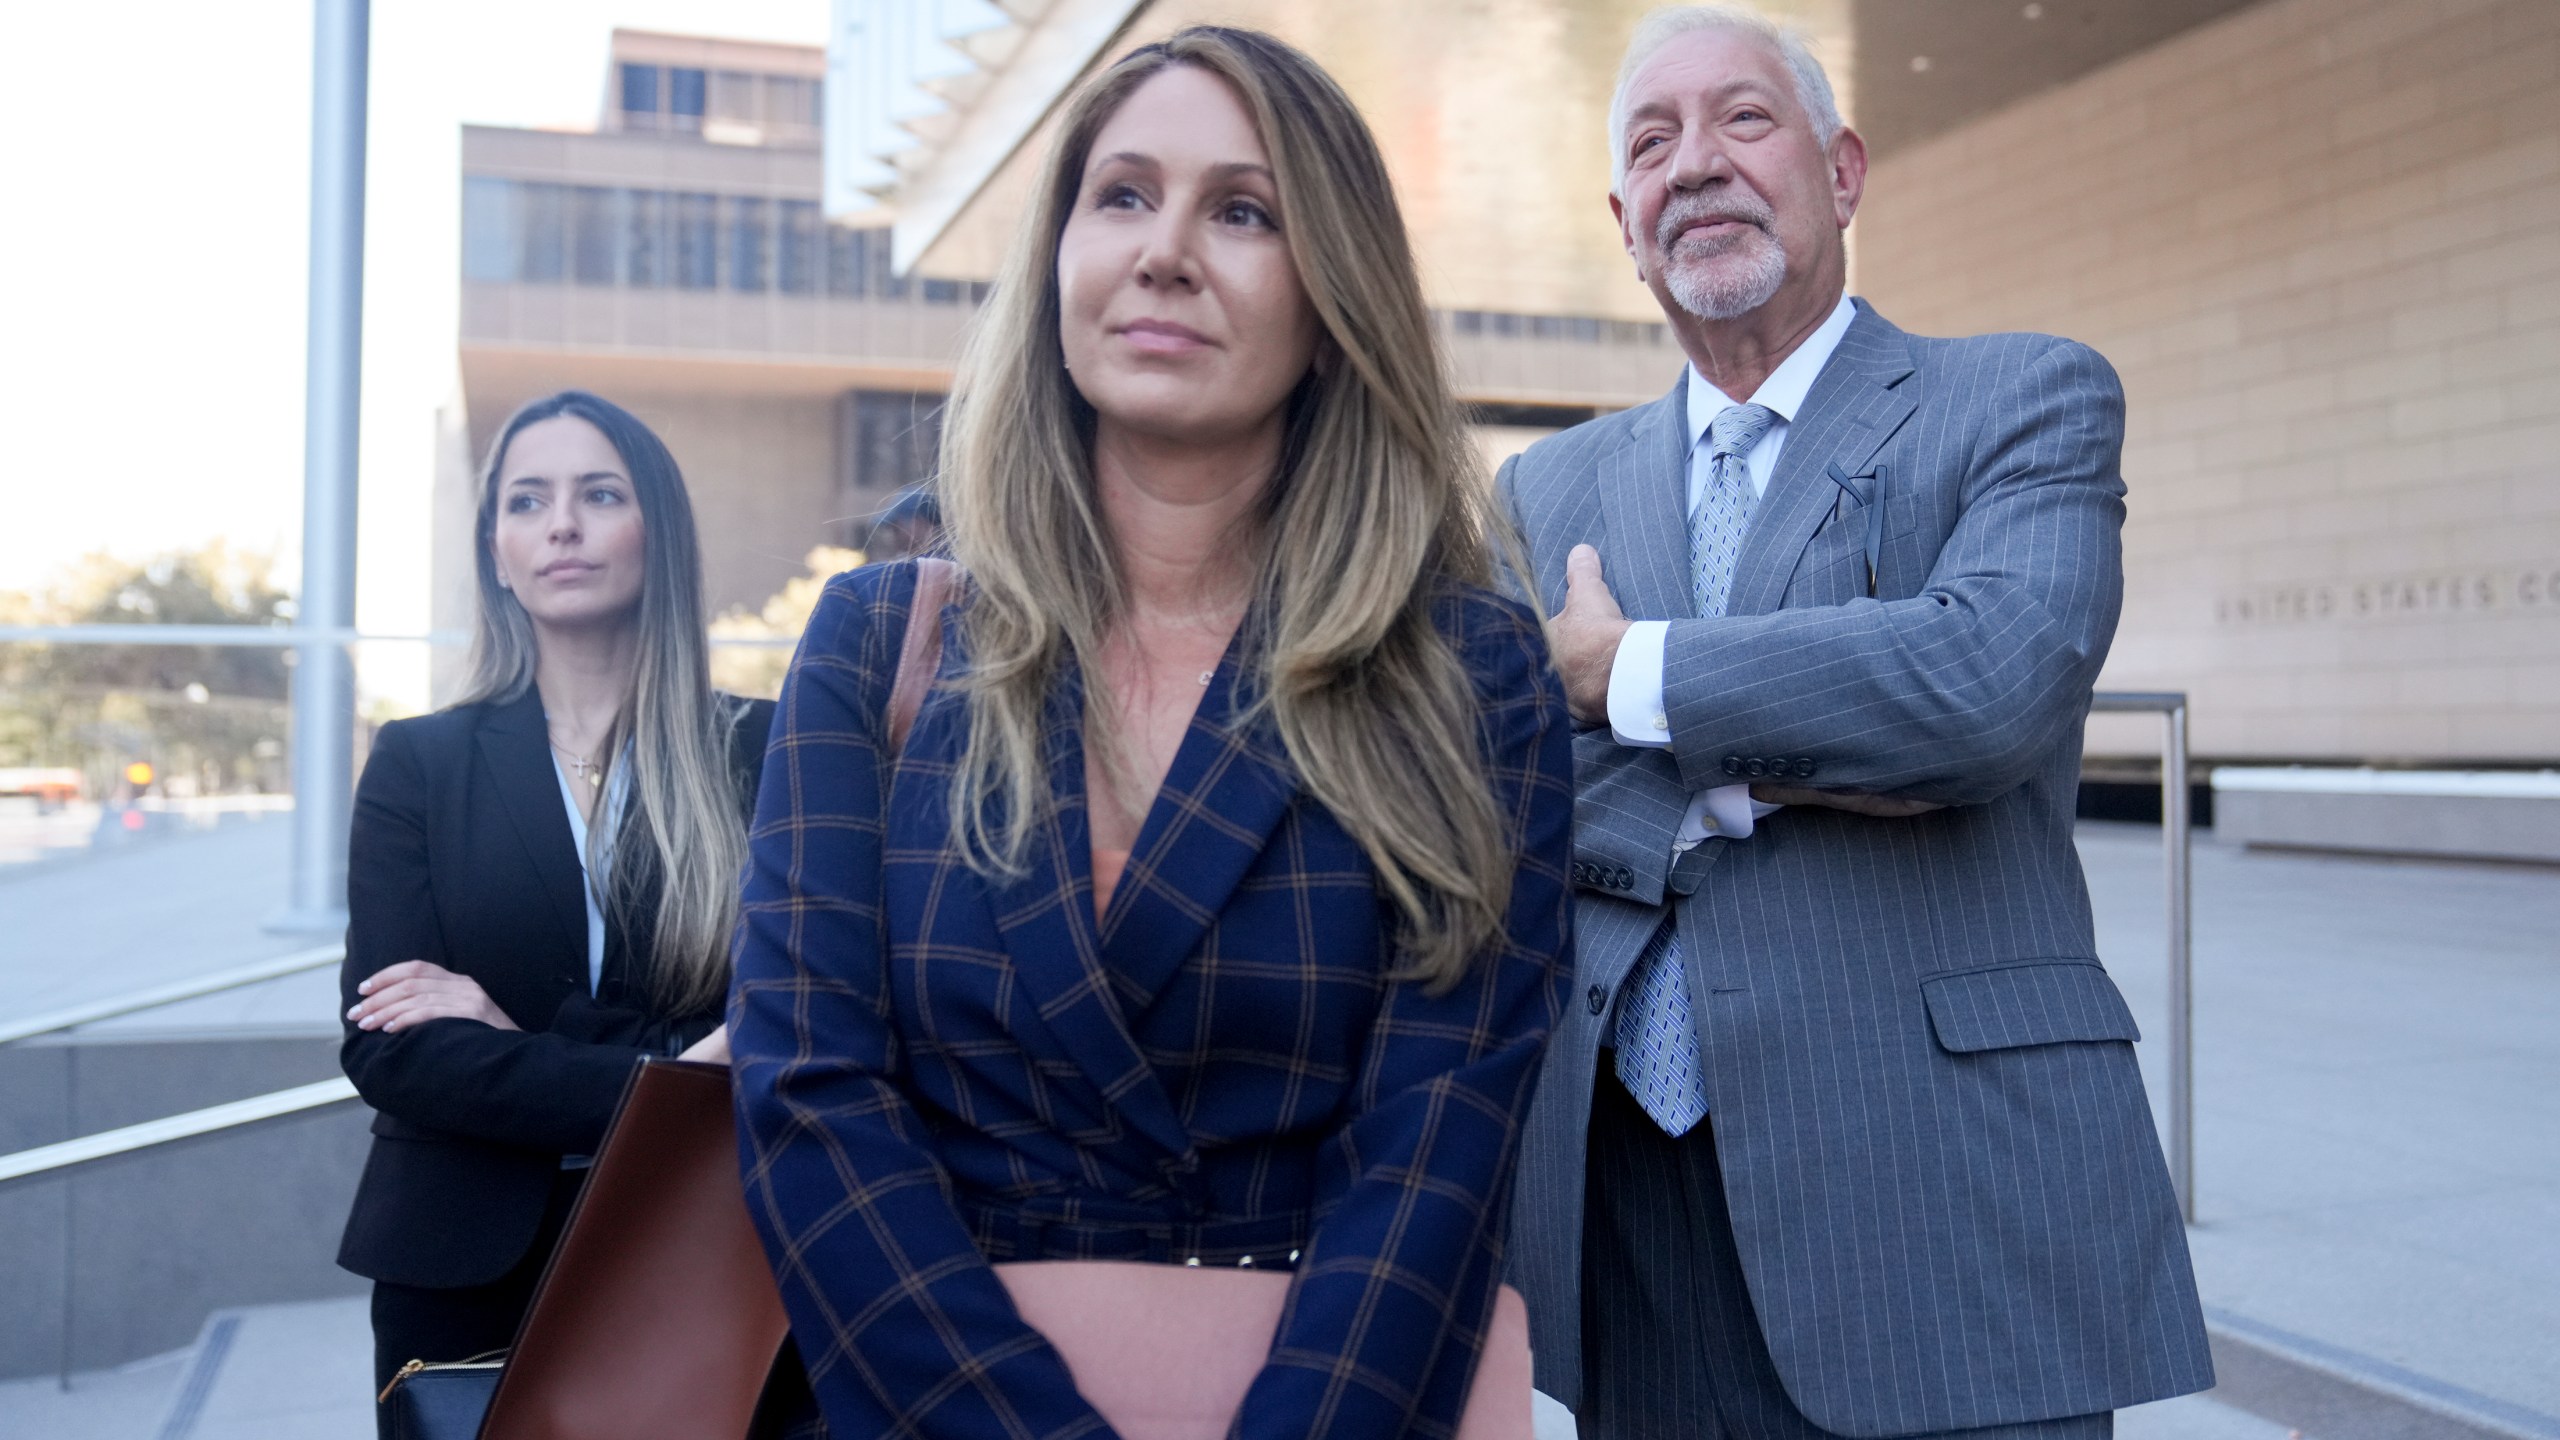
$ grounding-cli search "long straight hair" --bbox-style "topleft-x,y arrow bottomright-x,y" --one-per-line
460,390 -> 745,1016
940,27 -> 1509,987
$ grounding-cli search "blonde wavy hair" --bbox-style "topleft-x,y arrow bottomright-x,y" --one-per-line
941,26 -> 1512,987
461,390 -> 748,1018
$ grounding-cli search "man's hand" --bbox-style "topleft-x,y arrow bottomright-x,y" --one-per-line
1551,544 -> 1631,727
349,960 -> 521,1034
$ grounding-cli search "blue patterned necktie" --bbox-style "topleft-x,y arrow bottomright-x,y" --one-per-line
1614,402 -> 1777,1136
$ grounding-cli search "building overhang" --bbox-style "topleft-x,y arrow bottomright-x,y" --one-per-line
823,0 -> 1151,274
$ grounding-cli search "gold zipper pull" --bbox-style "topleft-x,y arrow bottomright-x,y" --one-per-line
378,1358 -> 426,1405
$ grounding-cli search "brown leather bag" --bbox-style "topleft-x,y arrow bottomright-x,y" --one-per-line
475,1060 -> 790,1440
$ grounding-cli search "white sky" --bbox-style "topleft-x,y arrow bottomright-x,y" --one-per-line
0,0 -> 828,706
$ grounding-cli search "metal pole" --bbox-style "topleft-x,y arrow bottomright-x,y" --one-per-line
2163,700 -> 2195,1222
274,0 -> 369,933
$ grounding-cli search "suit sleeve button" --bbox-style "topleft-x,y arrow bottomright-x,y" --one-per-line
1796,758 -> 1818,778
1587,984 -> 1607,1015
1744,758 -> 1768,777
1722,756 -> 1743,776
1615,867 -> 1633,889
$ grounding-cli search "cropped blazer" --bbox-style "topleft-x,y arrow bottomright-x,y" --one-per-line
336,686 -> 773,1289
728,561 -> 1575,1440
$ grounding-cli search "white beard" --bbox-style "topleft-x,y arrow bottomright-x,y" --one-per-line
1664,232 -> 1787,321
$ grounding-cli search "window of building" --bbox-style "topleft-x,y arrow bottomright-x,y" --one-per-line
624,189 -> 666,287
826,225 -> 868,298
571,187 -> 619,285
765,76 -> 819,131
778,201 -> 821,294
619,64 -> 660,128
673,192 -> 718,288
518,182 -> 567,283
668,68 -> 706,132
840,389 -> 946,506
461,177 -> 516,282
867,228 -> 908,301
921,278 -> 963,305
728,197 -> 770,291
709,70 -> 757,125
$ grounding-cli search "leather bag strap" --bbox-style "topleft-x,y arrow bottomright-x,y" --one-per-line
888,557 -> 959,755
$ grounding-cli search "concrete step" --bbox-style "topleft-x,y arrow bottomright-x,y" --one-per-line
150,1296 -> 371,1440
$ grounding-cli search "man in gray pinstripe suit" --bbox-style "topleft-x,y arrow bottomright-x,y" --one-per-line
1500,9 -> 2212,1438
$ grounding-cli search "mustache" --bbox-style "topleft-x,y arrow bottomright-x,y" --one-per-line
1656,192 -> 1776,250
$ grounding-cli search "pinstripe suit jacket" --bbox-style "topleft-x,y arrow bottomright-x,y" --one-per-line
728,561 -> 1576,1440
1498,301 -> 2212,1435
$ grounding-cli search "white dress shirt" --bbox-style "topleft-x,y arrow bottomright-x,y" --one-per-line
552,746 -> 631,997
1606,292 -> 1858,850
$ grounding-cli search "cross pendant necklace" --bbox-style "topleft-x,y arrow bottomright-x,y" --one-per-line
551,741 -> 603,789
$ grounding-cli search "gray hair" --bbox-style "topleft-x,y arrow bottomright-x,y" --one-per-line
1608,5 -> 1843,193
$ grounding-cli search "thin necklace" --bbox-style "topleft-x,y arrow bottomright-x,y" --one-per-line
550,739 -> 604,789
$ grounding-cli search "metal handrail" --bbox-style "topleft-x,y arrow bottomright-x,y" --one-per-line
2088,690 -> 2195,1222
0,945 -> 346,1047
0,1078 -> 359,1190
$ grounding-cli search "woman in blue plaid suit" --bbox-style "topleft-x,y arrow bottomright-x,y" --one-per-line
728,27 -> 1574,1440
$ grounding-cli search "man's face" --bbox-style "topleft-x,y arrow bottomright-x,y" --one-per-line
1610,28 -> 1860,324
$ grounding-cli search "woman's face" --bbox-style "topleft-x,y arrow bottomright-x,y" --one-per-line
1056,65 -> 1322,451
487,414 -> 647,633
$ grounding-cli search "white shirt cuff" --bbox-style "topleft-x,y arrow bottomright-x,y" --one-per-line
1607,620 -> 1673,747
1673,784 -> 1783,851
1603,622 -> 1780,853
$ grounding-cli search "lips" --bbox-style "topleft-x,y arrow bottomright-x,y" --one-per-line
1117,318 -> 1213,352
537,559 -> 599,579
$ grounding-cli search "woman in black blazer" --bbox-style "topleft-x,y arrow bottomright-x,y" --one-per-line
336,391 -> 772,1416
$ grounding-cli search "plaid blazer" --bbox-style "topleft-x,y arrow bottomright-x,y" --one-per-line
729,560 -> 1575,1440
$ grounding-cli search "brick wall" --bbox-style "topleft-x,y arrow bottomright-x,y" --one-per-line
1855,0 -> 2560,762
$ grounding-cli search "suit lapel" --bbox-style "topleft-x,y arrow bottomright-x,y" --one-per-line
475,690 -> 588,986
1098,636 -> 1296,1015
1730,303 -> 1919,617
980,659 -> 1201,1170
1597,378 -> 1699,621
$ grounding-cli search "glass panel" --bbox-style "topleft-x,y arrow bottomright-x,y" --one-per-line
921,278 -> 962,306
570,187 -> 619,286
710,70 -> 757,124
517,182 -> 567,284
867,227 -> 908,301
848,391 -> 946,492
778,201 -> 820,294
619,63 -> 659,122
826,225 -> 867,298
764,76 -> 817,129
623,189 -> 666,287
727,197 -> 770,291
460,176 -> 517,281
673,192 -> 718,288
668,67 -> 706,131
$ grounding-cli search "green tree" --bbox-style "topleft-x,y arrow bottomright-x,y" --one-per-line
0,547 -> 293,795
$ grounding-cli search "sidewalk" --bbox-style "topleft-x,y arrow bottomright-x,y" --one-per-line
2082,822 -> 2560,1431
0,1295 -> 2288,1440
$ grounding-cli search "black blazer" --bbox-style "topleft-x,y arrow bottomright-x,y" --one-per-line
335,687 -> 774,1289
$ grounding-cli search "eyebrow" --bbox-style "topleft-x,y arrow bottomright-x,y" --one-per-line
1090,150 -> 1275,185
1625,78 -> 1787,134
503,469 -> 626,489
